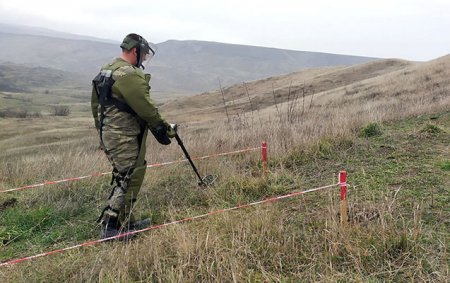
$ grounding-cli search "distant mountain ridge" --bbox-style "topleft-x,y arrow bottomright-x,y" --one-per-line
152,40 -> 378,93
0,23 -> 117,43
0,23 -> 379,94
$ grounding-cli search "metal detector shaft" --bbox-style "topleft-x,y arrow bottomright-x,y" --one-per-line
175,134 -> 206,186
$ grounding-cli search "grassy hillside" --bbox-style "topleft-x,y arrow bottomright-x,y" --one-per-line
0,55 -> 449,281
0,112 -> 448,282
161,58 -> 413,122
0,63 -> 91,117
0,63 -> 87,94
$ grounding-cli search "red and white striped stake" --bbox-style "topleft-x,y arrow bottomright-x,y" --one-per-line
339,171 -> 348,225
261,141 -> 268,178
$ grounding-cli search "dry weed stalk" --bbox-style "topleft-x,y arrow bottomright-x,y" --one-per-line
218,78 -> 230,123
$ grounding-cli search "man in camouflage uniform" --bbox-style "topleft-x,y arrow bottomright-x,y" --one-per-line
91,33 -> 176,239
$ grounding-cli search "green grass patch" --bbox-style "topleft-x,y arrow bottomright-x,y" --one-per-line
440,160 -> 450,171
420,123 -> 445,135
0,186 -> 98,260
359,122 -> 382,137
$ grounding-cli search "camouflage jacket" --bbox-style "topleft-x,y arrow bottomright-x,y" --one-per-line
91,58 -> 167,136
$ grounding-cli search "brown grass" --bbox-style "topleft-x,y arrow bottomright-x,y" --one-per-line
0,55 -> 449,282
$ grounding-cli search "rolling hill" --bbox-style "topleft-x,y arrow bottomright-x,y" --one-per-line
0,24 -> 378,94
160,58 -> 416,122
0,63 -> 86,93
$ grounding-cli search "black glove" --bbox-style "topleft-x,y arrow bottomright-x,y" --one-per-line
150,124 -> 171,145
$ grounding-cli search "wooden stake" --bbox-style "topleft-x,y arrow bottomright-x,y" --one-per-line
339,171 -> 348,225
262,141 -> 267,178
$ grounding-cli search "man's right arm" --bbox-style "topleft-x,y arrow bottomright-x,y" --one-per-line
113,73 -> 168,129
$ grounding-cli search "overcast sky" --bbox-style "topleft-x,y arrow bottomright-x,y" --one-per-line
0,0 -> 449,61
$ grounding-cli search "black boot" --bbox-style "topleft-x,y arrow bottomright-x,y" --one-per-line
100,216 -> 136,241
100,216 -> 121,239
128,218 -> 152,230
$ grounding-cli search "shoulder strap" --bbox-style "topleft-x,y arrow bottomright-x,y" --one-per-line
93,62 -> 137,116
92,62 -> 137,140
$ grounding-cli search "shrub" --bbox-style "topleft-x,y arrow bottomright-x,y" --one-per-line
51,105 -> 71,116
420,124 -> 444,136
359,122 -> 382,137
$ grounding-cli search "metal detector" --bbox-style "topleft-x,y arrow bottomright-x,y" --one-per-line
174,133 -> 216,186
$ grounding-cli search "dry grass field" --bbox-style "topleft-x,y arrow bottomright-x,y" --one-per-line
0,55 -> 449,282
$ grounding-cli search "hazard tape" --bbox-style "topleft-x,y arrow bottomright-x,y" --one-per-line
0,147 -> 260,194
0,182 -> 341,267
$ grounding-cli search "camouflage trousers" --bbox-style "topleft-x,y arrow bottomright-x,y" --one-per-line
100,128 -> 148,225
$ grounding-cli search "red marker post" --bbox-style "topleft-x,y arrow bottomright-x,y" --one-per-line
339,171 -> 347,225
261,141 -> 267,178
